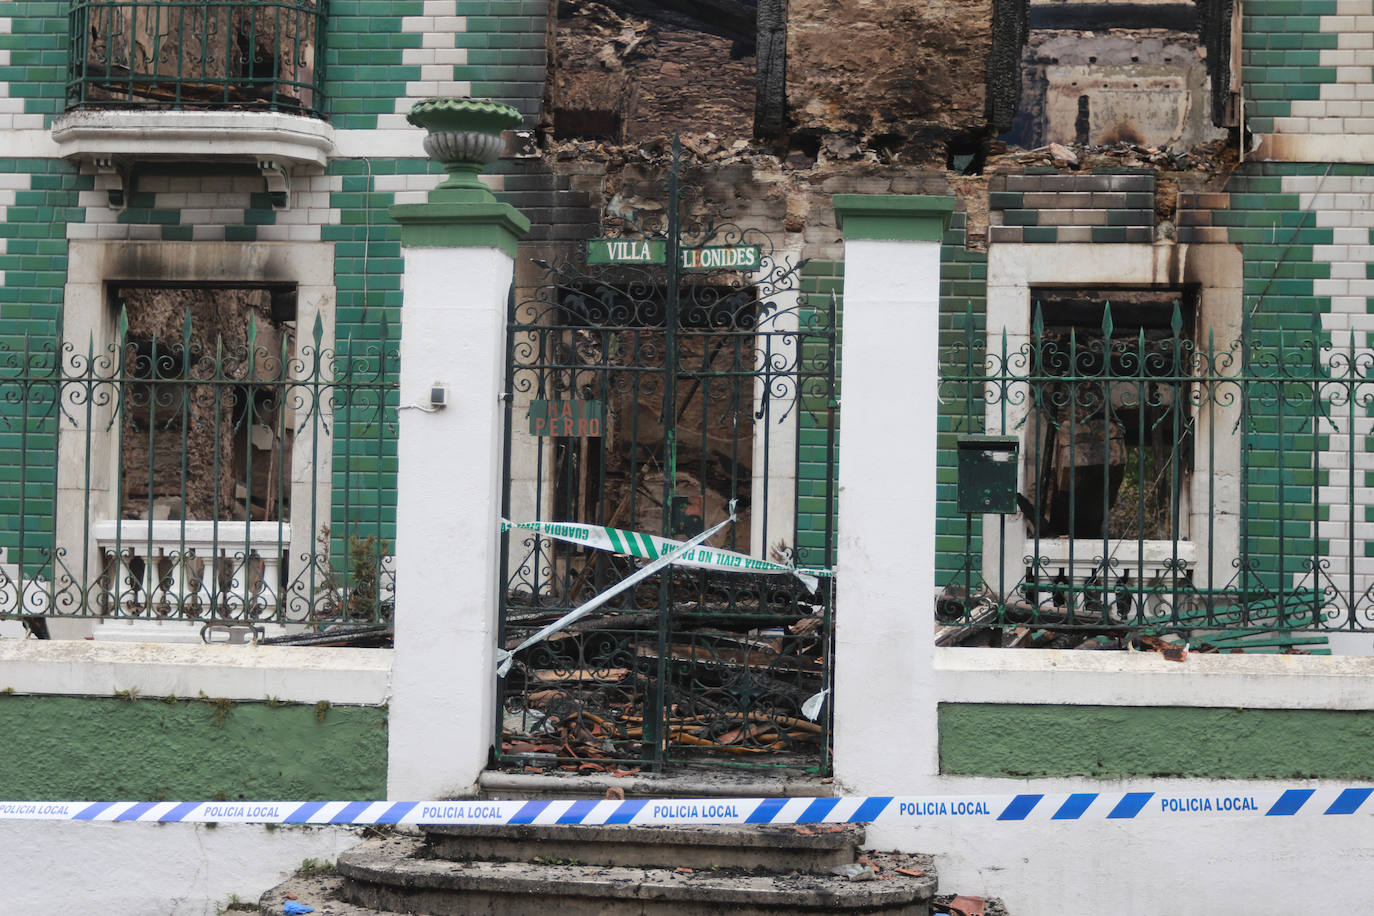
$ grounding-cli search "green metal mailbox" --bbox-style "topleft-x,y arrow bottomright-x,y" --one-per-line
956,435 -> 1020,514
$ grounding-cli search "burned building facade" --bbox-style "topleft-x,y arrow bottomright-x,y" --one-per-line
0,0 -> 1368,662
519,0 -> 1365,656
3,8 -> 1374,910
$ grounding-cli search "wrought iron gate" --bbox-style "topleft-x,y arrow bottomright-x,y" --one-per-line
496,140 -> 837,773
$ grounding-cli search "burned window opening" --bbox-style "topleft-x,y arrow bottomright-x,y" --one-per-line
551,0 -> 760,142
1022,289 -> 1197,544
787,130 -> 822,163
1074,94 -> 1090,145
944,129 -> 988,175
114,286 -> 297,525
1002,1 -> 1231,150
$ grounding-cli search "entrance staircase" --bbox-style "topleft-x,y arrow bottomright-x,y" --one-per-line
259,822 -> 935,915
258,774 -> 939,915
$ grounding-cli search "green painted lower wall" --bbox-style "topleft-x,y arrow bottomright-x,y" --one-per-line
939,703 -> 1374,779
0,695 -> 387,800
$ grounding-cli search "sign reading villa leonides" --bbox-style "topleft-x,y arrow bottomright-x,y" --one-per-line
586,239 -> 761,271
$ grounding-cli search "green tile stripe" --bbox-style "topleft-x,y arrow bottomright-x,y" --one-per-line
796,260 -> 842,569
940,703 -> 1374,780
1219,162 -> 1345,584
0,694 -> 387,800
453,0 -> 548,121
935,213 -> 988,584
325,0 -> 425,129
77,167 -> 300,242
320,159 -> 437,547
328,0 -> 547,129
0,3 -> 68,122
0,159 -> 89,573
1241,1 -> 1340,133
1,2 -> 548,130
116,188 -> 183,230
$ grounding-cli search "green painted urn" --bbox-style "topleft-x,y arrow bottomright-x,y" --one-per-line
406,97 -> 523,194
391,97 -> 531,253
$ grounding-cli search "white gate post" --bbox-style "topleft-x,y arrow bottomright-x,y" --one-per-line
387,100 -> 530,798
830,195 -> 953,791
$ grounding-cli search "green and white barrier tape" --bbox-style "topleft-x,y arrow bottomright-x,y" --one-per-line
495,507 -> 739,678
500,518 -> 822,592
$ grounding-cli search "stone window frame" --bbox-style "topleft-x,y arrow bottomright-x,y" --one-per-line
53,239 -> 335,638
981,241 -> 1243,605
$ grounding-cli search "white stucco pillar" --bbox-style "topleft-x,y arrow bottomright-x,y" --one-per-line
831,195 -> 953,792
386,100 -> 530,798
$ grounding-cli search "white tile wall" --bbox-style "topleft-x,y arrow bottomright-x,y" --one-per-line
1282,172 -> 1374,611
380,0 -> 471,131
371,171 -> 445,207
1274,4 -> 1374,136
70,169 -> 344,242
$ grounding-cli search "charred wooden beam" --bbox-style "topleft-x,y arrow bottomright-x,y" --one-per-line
636,642 -> 825,676
754,0 -> 785,138
1195,0 -> 1237,127
987,0 -> 1030,134
80,63 -> 304,109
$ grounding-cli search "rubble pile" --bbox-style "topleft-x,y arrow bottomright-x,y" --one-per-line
936,584 -> 1331,655
987,137 -> 1235,176
499,574 -> 830,767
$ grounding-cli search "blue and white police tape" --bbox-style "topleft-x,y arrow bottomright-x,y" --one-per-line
2,789 -> 1372,825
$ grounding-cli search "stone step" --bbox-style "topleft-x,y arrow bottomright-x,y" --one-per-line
424,822 -> 864,871
259,873 -> 394,916
328,835 -> 937,916
258,833 -> 420,916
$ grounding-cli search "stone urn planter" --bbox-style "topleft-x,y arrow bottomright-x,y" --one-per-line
405,97 -> 523,195
390,97 -> 530,252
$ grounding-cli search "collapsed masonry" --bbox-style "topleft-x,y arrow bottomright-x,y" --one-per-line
521,0 -> 1240,540
494,1 -> 1259,756
541,0 -> 1235,228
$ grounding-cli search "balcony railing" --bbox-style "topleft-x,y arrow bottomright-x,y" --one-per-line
94,519 -> 293,620
67,0 -> 327,118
